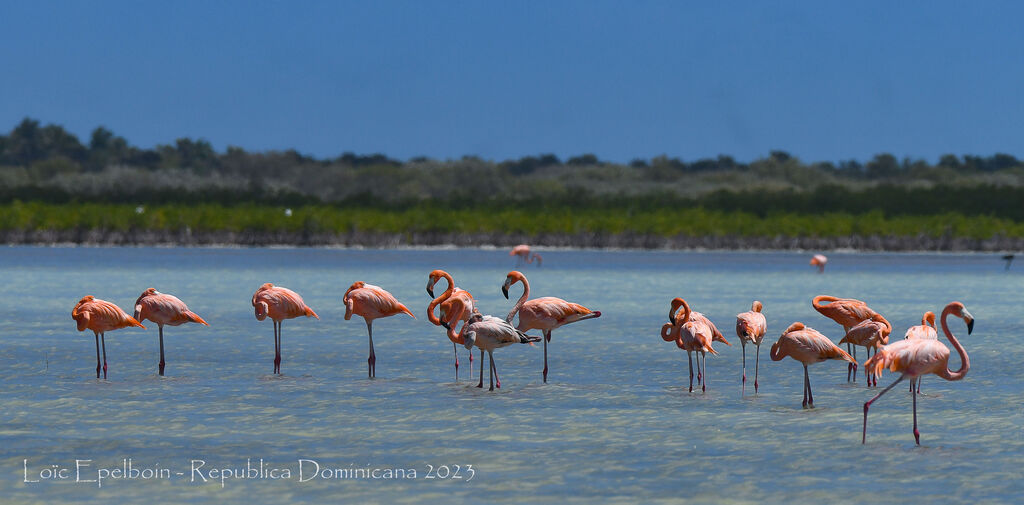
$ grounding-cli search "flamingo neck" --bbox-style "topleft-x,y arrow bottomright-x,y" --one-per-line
505,276 -> 530,324
427,274 -> 455,325
938,304 -> 970,381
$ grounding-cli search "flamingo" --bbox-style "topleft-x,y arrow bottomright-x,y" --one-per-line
426,269 -> 475,379
660,304 -> 699,391
838,313 -> 892,387
509,244 -> 543,267
344,281 -> 415,378
667,298 -> 723,392
812,295 -> 881,382
862,302 -> 974,445
502,270 -> 600,383
902,311 -> 937,393
810,254 -> 827,273
251,283 -> 319,374
71,295 -> 146,379
457,312 -> 541,391
769,322 -> 856,408
133,288 -> 209,376
735,301 -> 767,394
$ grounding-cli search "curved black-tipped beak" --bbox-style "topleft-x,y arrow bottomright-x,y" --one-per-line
502,285 -> 509,299
441,321 -> 451,330
668,317 -> 674,324
967,319 -> 974,335
426,286 -> 434,298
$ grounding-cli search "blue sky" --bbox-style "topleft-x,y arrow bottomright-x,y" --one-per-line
2,1 -> 1023,163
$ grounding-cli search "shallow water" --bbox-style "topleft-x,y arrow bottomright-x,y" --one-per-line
0,246 -> 1020,504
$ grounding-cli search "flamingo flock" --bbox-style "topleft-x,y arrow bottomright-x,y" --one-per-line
68,247 -> 979,445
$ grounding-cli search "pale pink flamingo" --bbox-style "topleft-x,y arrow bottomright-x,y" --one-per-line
810,254 -> 827,273
902,311 -> 937,393
251,283 -> 319,374
509,244 -> 542,267
812,295 -> 881,381
668,298 -> 723,392
133,288 -> 209,376
862,302 -> 973,445
502,270 -> 600,382
426,269 -> 475,379
344,281 -> 415,378
735,301 -> 767,394
72,295 -> 146,379
770,322 -> 856,408
458,312 -> 541,391
838,313 -> 892,387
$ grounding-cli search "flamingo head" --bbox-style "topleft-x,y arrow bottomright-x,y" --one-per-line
254,300 -> 269,321
923,311 -> 936,328
949,302 -> 974,334
752,300 -> 763,312
133,288 -> 158,321
782,321 -> 805,335
668,297 -> 686,324
426,270 -> 448,298
502,271 -> 525,299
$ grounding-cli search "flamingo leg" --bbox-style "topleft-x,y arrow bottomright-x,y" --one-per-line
543,330 -> 550,383
913,382 -> 921,445
493,353 -> 501,388
846,342 -> 853,382
741,343 -> 747,395
366,319 -> 375,379
754,344 -> 761,394
273,320 -> 281,374
917,376 -> 922,394
701,352 -> 707,392
158,324 -> 166,376
477,349 -> 484,388
806,364 -> 813,407
453,342 -> 459,381
94,332 -> 101,378
687,351 -> 694,392
862,374 -> 906,444
801,364 -> 809,408
696,353 -> 703,385
851,346 -> 857,382
488,352 -> 495,391
101,333 -> 108,379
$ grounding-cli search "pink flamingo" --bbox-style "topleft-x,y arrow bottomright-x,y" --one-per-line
770,322 -> 856,408
344,281 -> 415,378
426,269 -> 475,379
862,302 -> 973,445
735,301 -> 767,394
502,270 -> 600,382
661,304 -> 698,391
133,288 -> 209,376
812,295 -> 881,382
668,298 -> 723,392
458,312 -> 541,391
251,283 -> 319,374
810,254 -> 827,273
71,295 -> 146,379
838,313 -> 891,387
902,311 -> 938,393
509,244 -> 543,267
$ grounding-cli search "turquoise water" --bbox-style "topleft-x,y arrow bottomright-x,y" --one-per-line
0,246 -> 1020,504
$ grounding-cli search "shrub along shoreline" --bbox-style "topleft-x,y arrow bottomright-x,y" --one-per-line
1,202 -> 1021,251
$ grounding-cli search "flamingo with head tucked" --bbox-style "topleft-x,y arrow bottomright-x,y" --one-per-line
252,283 -> 319,374
344,281 -> 415,379
812,295 -> 881,382
902,311 -> 938,393
838,313 -> 891,387
72,295 -> 146,379
810,254 -> 827,273
426,269 -> 475,380
133,288 -> 209,376
862,302 -> 974,445
510,244 -> 542,267
502,270 -> 600,383
770,322 -> 856,408
736,301 -> 767,394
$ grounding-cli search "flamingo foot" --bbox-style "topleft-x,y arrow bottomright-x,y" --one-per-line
96,365 -> 101,378
543,365 -> 548,383
753,380 -> 759,394
914,428 -> 920,446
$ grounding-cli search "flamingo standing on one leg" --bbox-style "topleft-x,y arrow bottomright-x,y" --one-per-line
862,302 -> 974,445
71,296 -> 146,379
426,270 -> 475,379
509,244 -> 543,267
133,288 -> 209,376
344,281 -> 415,379
902,311 -> 937,393
458,312 -> 541,391
770,322 -> 856,408
810,254 -> 828,273
669,298 -> 723,393
838,313 -> 891,387
502,270 -> 600,383
736,301 -> 767,394
812,295 -> 881,382
252,283 -> 319,374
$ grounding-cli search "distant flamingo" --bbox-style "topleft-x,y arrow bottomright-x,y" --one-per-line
133,288 -> 209,376
251,283 -> 319,374
902,311 -> 937,393
509,244 -> 543,267
810,254 -> 827,273
71,295 -> 146,379
770,322 -> 856,408
502,270 -> 600,382
426,269 -> 475,379
812,295 -> 881,381
458,312 -> 541,391
668,298 -> 723,392
735,301 -> 767,394
344,281 -> 415,378
862,302 -> 974,445
838,313 -> 891,387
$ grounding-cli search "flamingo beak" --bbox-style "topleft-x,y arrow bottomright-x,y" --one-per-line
502,285 -> 509,299
441,321 -> 451,330
426,281 -> 434,298
962,308 -> 974,334
967,319 -> 974,334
